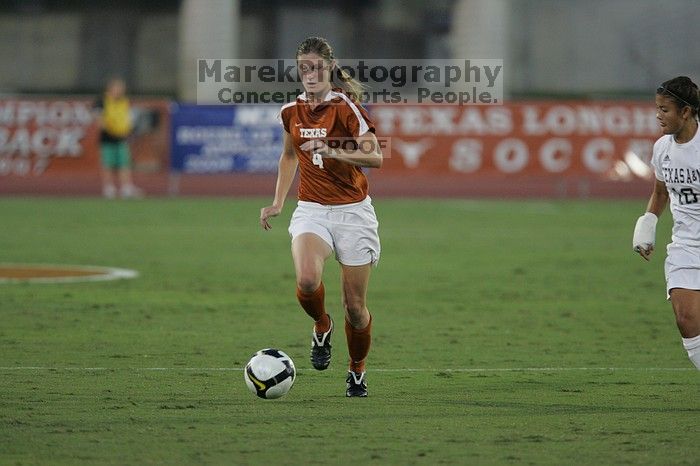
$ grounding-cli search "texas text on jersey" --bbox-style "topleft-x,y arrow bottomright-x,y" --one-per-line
279,88 -> 375,205
652,129 -> 700,246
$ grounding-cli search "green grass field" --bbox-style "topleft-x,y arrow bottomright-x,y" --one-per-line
0,197 -> 697,465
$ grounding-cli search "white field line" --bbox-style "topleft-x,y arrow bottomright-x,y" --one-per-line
0,366 -> 694,372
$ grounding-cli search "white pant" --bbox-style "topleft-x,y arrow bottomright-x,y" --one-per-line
288,196 -> 380,266
665,243 -> 700,299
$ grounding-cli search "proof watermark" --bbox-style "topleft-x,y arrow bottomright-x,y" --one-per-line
197,59 -> 503,105
301,136 -> 392,165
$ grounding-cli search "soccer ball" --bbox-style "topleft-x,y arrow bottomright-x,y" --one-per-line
244,348 -> 296,399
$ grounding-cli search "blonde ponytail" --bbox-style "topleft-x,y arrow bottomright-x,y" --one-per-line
333,64 -> 368,103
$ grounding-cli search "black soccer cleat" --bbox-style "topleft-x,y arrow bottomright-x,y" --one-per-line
345,370 -> 367,397
310,316 -> 333,370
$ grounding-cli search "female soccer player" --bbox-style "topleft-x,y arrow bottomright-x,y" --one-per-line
259,37 -> 383,396
633,76 -> 700,369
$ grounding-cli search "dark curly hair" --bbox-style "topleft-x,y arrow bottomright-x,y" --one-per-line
657,76 -> 700,119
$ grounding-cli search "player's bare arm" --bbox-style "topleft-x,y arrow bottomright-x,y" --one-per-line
634,179 -> 668,261
260,131 -> 298,230
299,132 -> 383,168
645,178 -> 669,218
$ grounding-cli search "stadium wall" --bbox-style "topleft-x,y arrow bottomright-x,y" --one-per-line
0,98 -> 656,198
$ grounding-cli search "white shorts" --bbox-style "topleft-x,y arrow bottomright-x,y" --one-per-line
288,196 -> 380,266
664,243 -> 700,299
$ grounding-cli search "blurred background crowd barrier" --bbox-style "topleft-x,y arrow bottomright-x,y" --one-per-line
0,99 -> 656,197
1,0 -> 699,198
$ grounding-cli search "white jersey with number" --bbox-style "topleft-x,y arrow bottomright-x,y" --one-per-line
651,128 -> 700,247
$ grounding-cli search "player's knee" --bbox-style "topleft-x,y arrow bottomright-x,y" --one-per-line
343,296 -> 362,312
297,275 -> 321,294
674,307 -> 697,333
343,298 -> 366,322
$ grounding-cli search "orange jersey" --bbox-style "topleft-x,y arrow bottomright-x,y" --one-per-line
279,89 -> 376,205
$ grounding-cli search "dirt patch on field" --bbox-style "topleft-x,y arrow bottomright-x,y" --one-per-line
0,264 -> 138,283
0,266 -> 106,279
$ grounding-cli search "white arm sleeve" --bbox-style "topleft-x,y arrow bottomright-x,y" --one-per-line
632,212 -> 658,252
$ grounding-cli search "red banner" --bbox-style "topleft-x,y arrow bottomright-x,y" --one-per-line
0,98 -> 170,178
0,99 -> 660,197
371,102 -> 659,181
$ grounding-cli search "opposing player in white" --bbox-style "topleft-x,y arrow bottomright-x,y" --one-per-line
633,76 -> 700,369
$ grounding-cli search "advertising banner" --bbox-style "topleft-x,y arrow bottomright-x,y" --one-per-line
0,99 -> 98,176
371,102 -> 659,181
1,99 -> 659,196
170,104 -> 282,174
0,98 -> 170,179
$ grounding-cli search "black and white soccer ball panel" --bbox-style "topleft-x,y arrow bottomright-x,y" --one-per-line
244,348 -> 296,399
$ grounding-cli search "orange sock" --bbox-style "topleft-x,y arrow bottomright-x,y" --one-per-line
296,283 -> 331,333
345,315 -> 372,373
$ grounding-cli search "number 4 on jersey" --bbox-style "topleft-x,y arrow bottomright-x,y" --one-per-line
312,152 -> 324,169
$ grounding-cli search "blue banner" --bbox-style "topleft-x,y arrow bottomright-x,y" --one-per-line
170,104 -> 282,173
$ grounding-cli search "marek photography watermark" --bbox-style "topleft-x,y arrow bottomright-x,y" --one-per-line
197,59 -> 503,105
